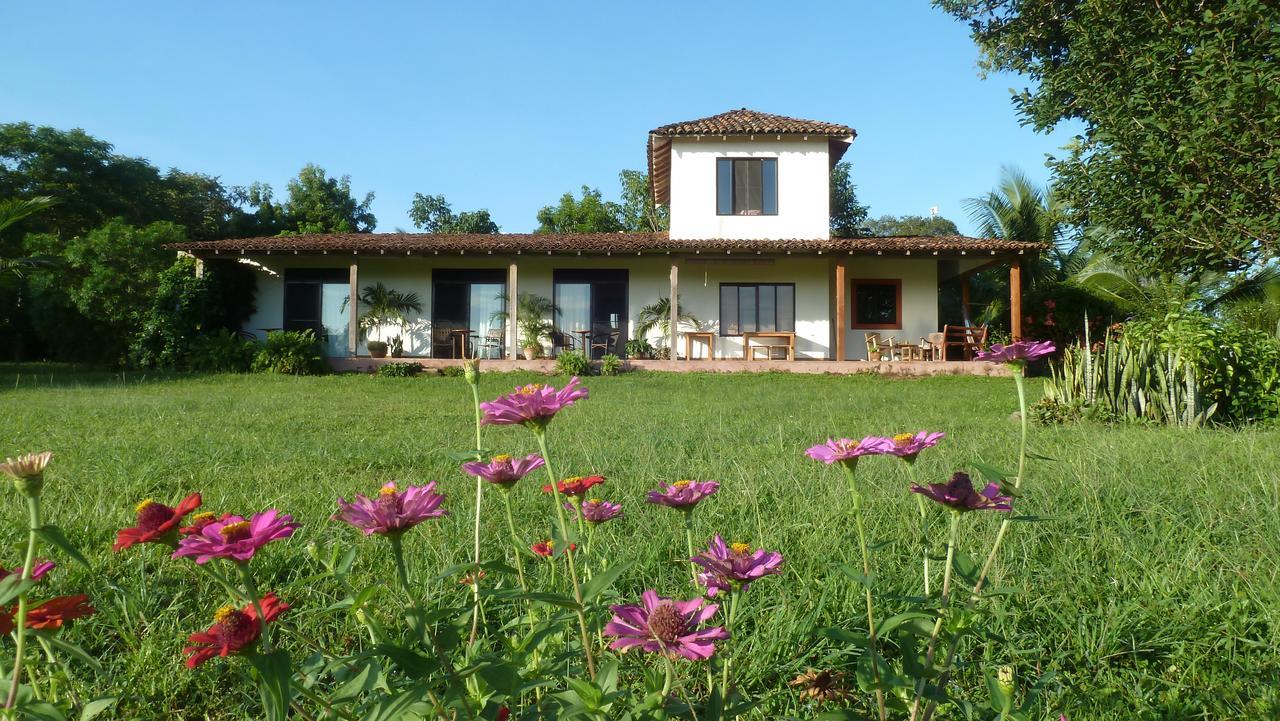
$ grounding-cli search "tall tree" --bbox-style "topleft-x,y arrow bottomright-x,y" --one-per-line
934,0 -> 1280,273
830,162 -> 870,238
863,214 -> 960,237
535,186 -> 624,234
618,170 -> 669,232
283,164 -> 376,234
407,193 -> 500,234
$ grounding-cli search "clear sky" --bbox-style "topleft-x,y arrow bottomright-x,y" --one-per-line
4,1 -> 1081,236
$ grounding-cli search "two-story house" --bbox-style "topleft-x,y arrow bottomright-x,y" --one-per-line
172,109 -> 1042,365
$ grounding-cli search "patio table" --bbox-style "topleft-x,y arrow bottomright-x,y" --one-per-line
448,329 -> 476,359
741,331 -> 795,361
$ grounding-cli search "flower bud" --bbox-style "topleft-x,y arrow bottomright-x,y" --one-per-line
997,665 -> 1015,695
462,358 -> 481,385
0,452 -> 53,498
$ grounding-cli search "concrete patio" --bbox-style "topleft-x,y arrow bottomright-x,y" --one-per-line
330,356 -> 1011,377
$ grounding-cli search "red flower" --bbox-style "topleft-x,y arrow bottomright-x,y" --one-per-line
496,707 -> 510,721
184,593 -> 289,668
531,540 -> 576,558
114,493 -> 202,551
1043,299 -> 1056,309
541,475 -> 605,497
0,594 -> 97,634
181,511 -> 231,537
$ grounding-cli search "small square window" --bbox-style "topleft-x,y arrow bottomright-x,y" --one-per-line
852,279 -> 901,329
716,158 -> 778,216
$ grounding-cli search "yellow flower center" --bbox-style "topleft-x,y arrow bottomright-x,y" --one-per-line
563,476 -> 583,484
673,480 -> 692,489
213,606 -> 237,623
135,498 -> 156,514
730,542 -> 752,555
517,384 -> 544,395
219,521 -> 251,540
379,482 -> 398,497
893,433 -> 915,446
587,498 -> 602,504
492,454 -> 512,463
190,512 -> 215,524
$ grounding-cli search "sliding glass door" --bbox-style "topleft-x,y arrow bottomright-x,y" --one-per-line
283,269 -> 350,356
553,270 -> 627,359
432,270 -> 507,358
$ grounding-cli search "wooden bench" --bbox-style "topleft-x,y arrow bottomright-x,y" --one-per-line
941,324 -> 988,360
742,331 -> 796,361
750,344 -> 789,360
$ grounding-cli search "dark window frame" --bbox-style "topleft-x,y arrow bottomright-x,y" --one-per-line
718,282 -> 796,337
850,278 -> 903,330
715,158 -> 779,216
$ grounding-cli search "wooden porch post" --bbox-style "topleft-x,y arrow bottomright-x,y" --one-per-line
669,263 -> 679,359
834,258 -> 847,361
506,262 -> 519,360
1009,261 -> 1023,341
348,260 -> 359,356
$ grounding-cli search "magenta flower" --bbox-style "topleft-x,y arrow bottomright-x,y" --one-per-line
566,498 -> 623,525
911,472 -> 1012,513
974,340 -> 1056,365
884,431 -> 946,462
692,535 -> 784,597
805,437 -> 894,466
172,510 -> 299,564
479,377 -> 589,430
646,480 -> 720,510
0,561 -> 55,583
333,482 -> 448,536
461,454 -> 545,488
604,590 -> 728,660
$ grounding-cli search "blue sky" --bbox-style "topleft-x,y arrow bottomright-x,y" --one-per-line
5,1 -> 1081,236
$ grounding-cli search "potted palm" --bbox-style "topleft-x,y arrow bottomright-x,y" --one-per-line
350,282 -> 423,357
635,297 -> 698,358
493,293 -> 557,360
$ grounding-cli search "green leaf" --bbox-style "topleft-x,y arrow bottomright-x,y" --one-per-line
362,683 -> 432,721
970,463 -> 1012,485
835,563 -> 875,589
814,626 -> 869,648
34,525 -> 90,568
876,611 -> 935,637
247,650 -> 292,721
329,660 -> 382,704
1025,449 -> 1058,462
582,560 -> 634,601
34,631 -> 103,672
79,698 -> 118,721
565,677 -> 603,710
0,574 -> 33,606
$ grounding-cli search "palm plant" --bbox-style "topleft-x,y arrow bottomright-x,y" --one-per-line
1070,250 -> 1280,320
0,196 -> 58,280
634,297 -> 698,348
491,293 -> 558,356
964,166 -> 1078,286
349,282 -> 422,342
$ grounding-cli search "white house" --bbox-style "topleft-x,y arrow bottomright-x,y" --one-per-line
173,109 -> 1041,364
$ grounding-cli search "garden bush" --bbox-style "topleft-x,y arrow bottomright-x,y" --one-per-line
624,338 -> 653,359
186,329 -> 257,373
376,361 -> 424,378
250,330 -> 326,375
555,349 -> 591,376
599,353 -> 624,376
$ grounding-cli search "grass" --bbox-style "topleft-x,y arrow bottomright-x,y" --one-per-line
1,364 -> 1278,719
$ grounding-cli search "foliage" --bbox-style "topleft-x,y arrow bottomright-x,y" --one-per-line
377,361 -> 424,378
934,0 -> 1280,274
624,338 -> 653,359
283,164 -> 376,234
437,364 -> 465,377
863,214 -> 959,237
599,353 -> 623,376
555,349 -> 591,376
130,258 -> 258,369
251,330 -> 326,375
407,193 -> 500,234
535,186 -> 625,233
1020,282 -> 1118,350
186,329 -> 258,373
353,282 -> 422,342
494,292 -> 557,353
830,161 -> 870,238
618,170 -> 669,232
634,297 -> 698,348
366,340 -> 388,353
1220,298 -> 1280,339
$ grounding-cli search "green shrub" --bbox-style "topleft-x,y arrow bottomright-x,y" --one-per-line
187,330 -> 257,373
251,330 -> 326,375
599,354 -> 623,376
377,362 -> 423,378
555,350 -> 591,376
438,365 -> 464,378
623,338 -> 652,359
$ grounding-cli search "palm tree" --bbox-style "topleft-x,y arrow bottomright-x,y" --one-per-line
634,297 -> 698,348
963,166 -> 1078,287
347,282 -> 422,342
1070,251 -> 1280,319
0,196 -> 57,279
490,292 -> 559,355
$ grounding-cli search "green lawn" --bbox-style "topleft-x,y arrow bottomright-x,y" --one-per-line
1,365 -> 1278,719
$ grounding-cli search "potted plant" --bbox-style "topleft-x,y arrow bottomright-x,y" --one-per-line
347,282 -> 423,357
635,297 -> 698,357
367,340 -> 389,358
389,335 -> 404,358
493,293 -> 557,360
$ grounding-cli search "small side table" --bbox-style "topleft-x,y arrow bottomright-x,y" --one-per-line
684,332 -> 715,360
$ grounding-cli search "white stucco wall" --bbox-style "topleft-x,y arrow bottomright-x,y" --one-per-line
841,257 -> 940,361
667,137 -> 831,241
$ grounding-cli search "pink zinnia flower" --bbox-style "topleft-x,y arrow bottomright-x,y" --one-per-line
604,590 -> 728,661
114,493 -> 202,551
172,510 -> 299,564
911,472 -> 1012,512
0,561 -> 55,583
184,593 -> 289,668
883,431 -> 945,462
691,535 -> 784,597
333,482 -> 447,536
974,340 -> 1056,364
567,498 -> 623,525
805,437 -> 894,466
480,377 -> 589,429
543,474 -> 605,497
646,480 -> 720,510
460,454 -> 545,488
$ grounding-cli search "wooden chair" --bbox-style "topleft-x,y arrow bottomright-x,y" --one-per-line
430,325 -> 456,359
865,332 -> 893,361
590,329 -> 620,358
479,327 -> 504,359
921,332 -> 946,361
941,325 -> 988,360
550,330 -> 577,357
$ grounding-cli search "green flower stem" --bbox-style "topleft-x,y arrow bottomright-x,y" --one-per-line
533,430 -> 597,680
468,381 -> 485,646
840,462 -> 887,721
720,586 -> 743,697
908,461 -> 931,597
4,495 -> 42,710
909,511 -> 962,721
501,490 -> 529,594
196,562 -> 248,603
683,512 -> 699,588
388,534 -> 416,605
236,562 -> 271,652
920,367 -> 1031,721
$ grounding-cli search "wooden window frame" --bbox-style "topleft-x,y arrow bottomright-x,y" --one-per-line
718,282 -> 796,337
715,158 -> 779,216
850,278 -> 902,330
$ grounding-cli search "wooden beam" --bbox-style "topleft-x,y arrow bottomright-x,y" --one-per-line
834,258 -> 847,361
348,261 -> 359,357
506,262 -> 519,360
669,263 -> 679,358
1009,261 -> 1023,341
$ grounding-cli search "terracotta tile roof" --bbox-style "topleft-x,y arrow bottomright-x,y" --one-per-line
649,108 -> 856,138
170,232 -> 1045,256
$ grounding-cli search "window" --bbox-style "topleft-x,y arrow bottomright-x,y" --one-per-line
716,158 -> 778,215
851,279 -> 902,329
719,283 -> 795,336
283,268 -> 350,357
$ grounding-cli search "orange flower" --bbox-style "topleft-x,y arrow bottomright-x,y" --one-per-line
541,475 -> 605,497
0,594 -> 97,634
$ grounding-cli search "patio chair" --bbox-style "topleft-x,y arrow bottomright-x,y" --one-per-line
550,330 -> 577,357
590,329 -> 620,358
941,324 -> 988,360
921,332 -> 946,361
430,325 -> 456,359
479,327 -> 504,359
865,332 -> 893,361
